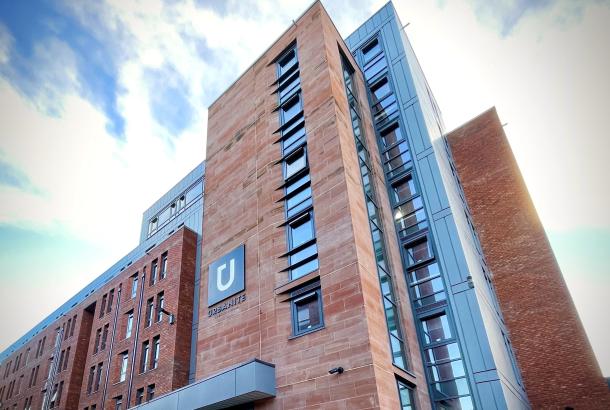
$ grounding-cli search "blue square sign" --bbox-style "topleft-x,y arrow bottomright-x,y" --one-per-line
207,244 -> 245,307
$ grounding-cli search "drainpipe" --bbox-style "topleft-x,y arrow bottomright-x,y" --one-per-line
126,270 -> 146,406
100,285 -> 122,409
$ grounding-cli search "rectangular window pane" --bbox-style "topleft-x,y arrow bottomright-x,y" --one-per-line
365,54 -> 387,81
284,147 -> 307,179
373,94 -> 397,123
429,359 -> 466,382
185,183 -> 202,204
279,72 -> 300,101
370,77 -> 391,103
280,94 -> 301,124
425,343 -> 461,365
131,275 -> 138,299
422,313 -> 453,344
290,258 -> 318,280
431,378 -> 470,400
289,213 -> 314,249
282,122 -> 306,154
278,48 -> 297,77
392,176 -> 417,204
286,185 -> 312,218
293,291 -> 322,334
406,238 -> 434,267
380,123 -> 404,149
390,334 -> 406,369
397,381 -> 415,410
362,39 -> 381,63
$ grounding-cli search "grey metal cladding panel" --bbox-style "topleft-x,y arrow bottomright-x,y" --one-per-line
416,155 -> 442,214
476,381 -> 503,410
383,21 -> 400,62
433,217 -> 463,287
365,16 -> 375,34
183,370 -> 236,408
391,58 -> 415,102
253,361 -> 276,396
403,103 -> 426,154
458,290 -> 496,372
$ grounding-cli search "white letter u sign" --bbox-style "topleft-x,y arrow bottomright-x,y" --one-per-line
216,258 -> 235,291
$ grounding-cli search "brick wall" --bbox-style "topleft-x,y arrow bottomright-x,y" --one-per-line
446,107 -> 610,409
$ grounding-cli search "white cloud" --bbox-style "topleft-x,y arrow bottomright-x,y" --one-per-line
0,23 -> 11,65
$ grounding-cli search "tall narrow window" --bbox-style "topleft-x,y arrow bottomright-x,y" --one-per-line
94,363 -> 103,392
94,328 -> 102,354
100,294 -> 107,318
131,274 -> 138,299
160,252 -> 168,279
140,341 -> 150,373
135,388 -> 144,405
150,259 -> 158,286
107,289 -> 114,313
152,336 -> 160,369
63,347 -> 70,371
155,292 -> 165,323
87,366 -> 95,394
114,396 -> 123,410
125,311 -> 134,339
145,298 -> 154,327
70,315 -> 77,337
119,352 -> 128,382
146,384 -> 155,401
291,288 -> 324,336
101,324 -> 109,351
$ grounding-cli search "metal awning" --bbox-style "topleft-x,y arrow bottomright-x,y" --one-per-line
132,359 -> 275,410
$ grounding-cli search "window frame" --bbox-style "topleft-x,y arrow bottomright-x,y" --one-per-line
290,286 -> 324,337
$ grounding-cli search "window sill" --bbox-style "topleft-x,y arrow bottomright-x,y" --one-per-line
393,364 -> 417,384
275,270 -> 320,300
288,325 -> 325,340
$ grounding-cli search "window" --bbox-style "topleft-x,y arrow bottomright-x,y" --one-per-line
284,146 -> 307,179
422,313 -> 453,344
65,319 -> 71,340
107,289 -> 114,313
364,53 -> 388,81
32,365 -> 39,386
87,366 -> 94,394
135,388 -> 144,405
101,324 -> 109,351
405,237 -> 434,267
145,298 -> 154,327
131,274 -> 138,299
155,292 -> 165,323
94,328 -> 102,354
114,396 -> 123,410
288,212 -> 315,249
380,122 -> 405,149
291,287 -> 324,336
94,363 -> 103,392
362,38 -> 381,63
150,260 -> 158,286
370,77 -> 391,103
158,206 -> 171,226
279,71 -> 300,102
185,183 -> 202,205
119,352 -> 128,382
63,347 -> 70,371
140,341 -> 150,373
160,252 -> 168,279
70,315 -> 77,337
397,381 -> 415,410
277,47 -> 297,77
146,384 -> 155,401
394,197 -> 427,239
58,350 -> 65,372
100,294 -> 107,318
281,120 -> 306,155
285,179 -> 312,219
280,93 -> 302,124
148,217 -> 158,235
152,336 -> 160,369
125,311 -> 134,339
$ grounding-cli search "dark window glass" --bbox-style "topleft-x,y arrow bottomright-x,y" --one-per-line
292,290 -> 323,335
278,48 -> 297,77
284,147 -> 307,179
362,38 -> 381,63
135,388 -> 144,405
288,213 -> 314,249
185,183 -> 202,204
365,54 -> 387,81
114,396 -> 123,410
392,176 -> 417,204
107,289 -> 114,313
406,237 -> 434,267
394,197 -> 427,238
145,298 -> 154,327
422,313 -> 453,344
280,94 -> 301,124
370,77 -> 391,103
156,293 -> 165,322
397,381 -> 415,410
146,384 -> 155,401
380,123 -> 404,149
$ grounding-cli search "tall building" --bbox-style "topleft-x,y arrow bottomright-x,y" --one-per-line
0,2 -> 607,409
446,107 -> 610,409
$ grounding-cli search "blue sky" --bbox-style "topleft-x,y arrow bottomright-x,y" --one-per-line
0,0 -> 609,375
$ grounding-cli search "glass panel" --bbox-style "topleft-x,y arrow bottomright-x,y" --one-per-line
378,266 -> 393,298
429,359 -> 466,382
286,186 -> 312,218
432,378 -> 470,400
281,94 -> 301,124
289,243 -> 317,266
412,277 -> 445,300
422,314 -> 453,344
414,290 -> 447,308
279,73 -> 300,101
282,123 -> 306,154
398,381 -> 415,410
370,77 -> 391,103
406,238 -> 434,266
408,262 -> 441,284
278,48 -> 297,77
290,258 -> 318,280
365,54 -> 387,81
295,292 -> 321,333
362,39 -> 381,63
380,123 -> 404,148
289,214 -> 314,249
390,334 -> 406,369
392,177 -> 417,204
157,206 -> 171,225
371,227 -> 386,270
286,173 -> 310,195
425,343 -> 461,364
384,297 -> 399,337
373,98 -> 397,123
285,148 -> 307,179
185,183 -> 202,204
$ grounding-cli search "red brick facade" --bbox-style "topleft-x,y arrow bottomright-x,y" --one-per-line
198,3 -> 429,409
446,107 -> 610,409
0,227 -> 197,410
